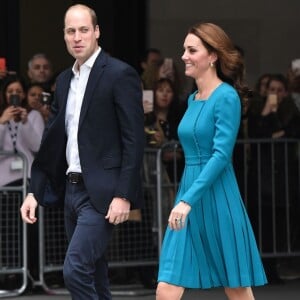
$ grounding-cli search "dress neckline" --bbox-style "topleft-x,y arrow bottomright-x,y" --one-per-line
193,82 -> 224,101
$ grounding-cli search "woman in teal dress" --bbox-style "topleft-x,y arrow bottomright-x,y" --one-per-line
156,23 -> 267,300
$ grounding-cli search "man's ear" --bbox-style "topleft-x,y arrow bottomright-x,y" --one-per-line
95,25 -> 100,39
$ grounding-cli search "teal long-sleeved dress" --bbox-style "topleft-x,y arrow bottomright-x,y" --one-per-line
158,82 -> 267,288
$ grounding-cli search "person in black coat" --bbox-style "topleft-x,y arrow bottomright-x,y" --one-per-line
20,4 -> 144,299
247,73 -> 300,284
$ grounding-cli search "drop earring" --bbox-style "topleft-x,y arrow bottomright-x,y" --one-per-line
210,62 -> 214,68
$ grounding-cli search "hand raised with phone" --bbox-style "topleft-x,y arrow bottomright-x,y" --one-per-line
159,58 -> 175,81
0,94 -> 28,123
261,94 -> 278,116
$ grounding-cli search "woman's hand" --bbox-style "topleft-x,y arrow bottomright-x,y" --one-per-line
16,107 -> 28,123
261,94 -> 278,116
153,130 -> 164,145
168,201 -> 191,230
272,130 -> 285,139
39,104 -> 51,122
0,106 -> 20,124
143,99 -> 153,114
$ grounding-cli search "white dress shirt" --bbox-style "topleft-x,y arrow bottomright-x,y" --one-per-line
65,47 -> 101,174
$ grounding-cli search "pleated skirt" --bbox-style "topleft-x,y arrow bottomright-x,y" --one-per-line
157,163 -> 267,288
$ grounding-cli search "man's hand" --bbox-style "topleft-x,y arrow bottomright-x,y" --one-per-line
20,193 -> 38,224
105,197 -> 130,225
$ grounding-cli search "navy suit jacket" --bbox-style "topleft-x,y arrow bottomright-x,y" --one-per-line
30,51 -> 145,214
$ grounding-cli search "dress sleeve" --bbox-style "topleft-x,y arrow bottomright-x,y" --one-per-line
181,90 -> 241,206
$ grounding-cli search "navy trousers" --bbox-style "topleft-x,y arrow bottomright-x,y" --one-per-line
63,180 -> 113,299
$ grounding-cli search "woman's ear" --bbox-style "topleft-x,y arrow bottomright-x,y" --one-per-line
210,52 -> 218,64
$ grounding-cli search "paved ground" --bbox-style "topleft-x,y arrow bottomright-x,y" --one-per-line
0,278 -> 299,300
1,258 -> 300,299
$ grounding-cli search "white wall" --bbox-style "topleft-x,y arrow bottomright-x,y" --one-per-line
147,0 -> 300,92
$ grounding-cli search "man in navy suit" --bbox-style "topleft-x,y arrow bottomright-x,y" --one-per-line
20,4 -> 144,299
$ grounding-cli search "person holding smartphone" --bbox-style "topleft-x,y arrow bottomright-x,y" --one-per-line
247,73 -> 300,284
249,73 -> 300,139
286,59 -> 300,111
0,75 -> 45,187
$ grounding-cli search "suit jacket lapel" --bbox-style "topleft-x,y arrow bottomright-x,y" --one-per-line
60,69 -> 73,113
78,51 -> 107,128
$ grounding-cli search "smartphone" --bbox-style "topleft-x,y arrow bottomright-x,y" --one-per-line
0,57 -> 6,71
9,94 -> 21,107
163,58 -> 173,70
142,90 -> 154,113
291,58 -> 300,75
268,94 -> 278,106
40,92 -> 52,105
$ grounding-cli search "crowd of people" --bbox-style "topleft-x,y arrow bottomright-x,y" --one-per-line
0,52 -> 59,183
0,54 -> 54,290
237,68 -> 300,285
1,47 -> 298,196
1,3 -> 300,299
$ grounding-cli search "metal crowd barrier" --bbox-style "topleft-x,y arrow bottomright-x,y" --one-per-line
1,139 -> 300,296
35,147 -> 167,296
0,151 -> 28,298
234,138 -> 300,257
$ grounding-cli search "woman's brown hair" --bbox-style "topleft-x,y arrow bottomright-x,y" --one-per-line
188,22 -> 251,101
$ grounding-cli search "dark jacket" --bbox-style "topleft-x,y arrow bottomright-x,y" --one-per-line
30,51 -> 145,214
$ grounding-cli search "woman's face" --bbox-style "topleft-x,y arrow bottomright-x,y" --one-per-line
155,82 -> 174,109
5,82 -> 25,105
267,80 -> 288,103
259,76 -> 270,97
181,33 -> 214,79
27,86 -> 44,109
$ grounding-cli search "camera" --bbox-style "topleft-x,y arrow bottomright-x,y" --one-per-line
9,94 -> 21,107
40,92 -> 52,105
292,58 -> 300,76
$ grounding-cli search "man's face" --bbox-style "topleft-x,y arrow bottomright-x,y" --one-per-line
141,52 -> 162,71
64,6 -> 100,66
147,52 -> 162,67
28,57 -> 52,83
